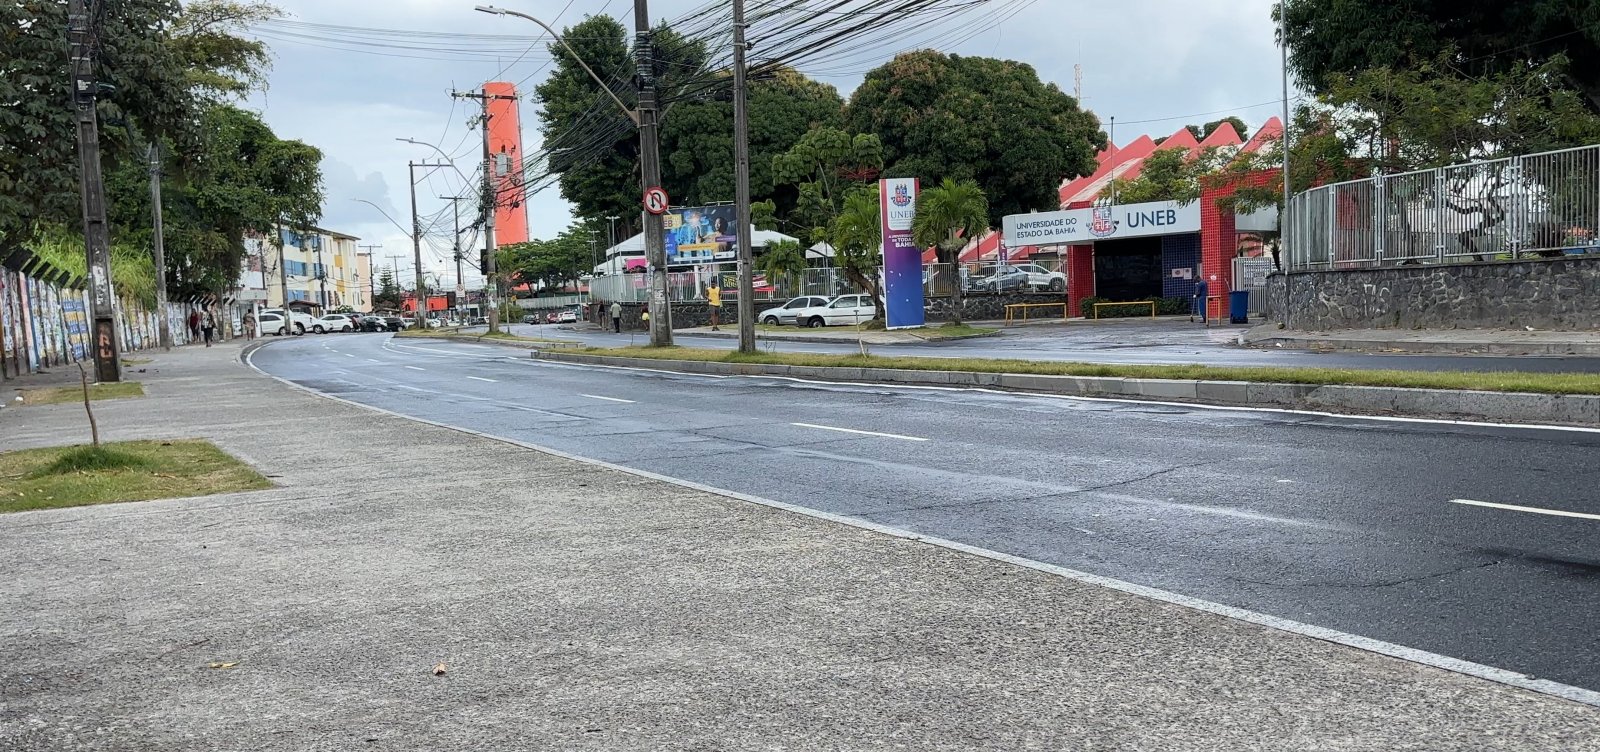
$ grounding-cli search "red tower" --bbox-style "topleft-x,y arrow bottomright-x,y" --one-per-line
484,81 -> 528,246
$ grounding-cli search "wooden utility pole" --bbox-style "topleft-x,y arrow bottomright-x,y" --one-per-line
148,143 -> 171,350
68,0 -> 120,381
731,0 -> 756,353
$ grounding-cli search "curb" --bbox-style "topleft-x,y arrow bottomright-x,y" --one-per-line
1247,335 -> 1600,357
396,333 -> 583,350
532,351 -> 1600,428
680,329 -> 1000,345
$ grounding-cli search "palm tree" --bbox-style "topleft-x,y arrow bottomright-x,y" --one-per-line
830,185 -> 885,321
759,239 -> 809,298
912,177 -> 988,325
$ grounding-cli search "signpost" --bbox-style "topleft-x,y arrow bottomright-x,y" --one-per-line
644,186 -> 669,215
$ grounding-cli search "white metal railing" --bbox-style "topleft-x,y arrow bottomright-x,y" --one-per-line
1286,144 -> 1600,270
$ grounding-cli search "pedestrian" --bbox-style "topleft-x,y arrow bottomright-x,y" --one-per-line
641,309 -> 650,329
1192,269 -> 1209,324
609,301 -> 622,333
187,309 -> 201,341
707,281 -> 722,331
243,310 -> 256,341
201,308 -> 217,347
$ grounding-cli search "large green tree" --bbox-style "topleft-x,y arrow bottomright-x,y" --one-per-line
497,218 -> 603,294
911,177 -> 987,324
1281,0 -> 1600,113
846,51 -> 1103,225
771,126 -> 885,315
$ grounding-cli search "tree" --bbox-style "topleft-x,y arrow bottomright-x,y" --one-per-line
1281,0 -> 1600,113
829,185 -> 885,322
911,177 -> 987,324
758,238 -> 808,297
1105,146 -> 1233,205
374,268 -> 401,310
497,219 -> 601,294
770,126 -> 884,311
846,51 -> 1103,225
1184,117 -> 1249,142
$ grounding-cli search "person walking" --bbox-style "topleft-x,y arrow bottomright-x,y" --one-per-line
1191,269 -> 1209,324
609,301 -> 622,333
706,281 -> 722,331
187,309 -> 201,341
201,308 -> 217,347
242,310 -> 256,341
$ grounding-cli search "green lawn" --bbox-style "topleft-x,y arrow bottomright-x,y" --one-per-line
578,346 -> 1600,396
0,440 -> 271,514
16,381 -> 144,406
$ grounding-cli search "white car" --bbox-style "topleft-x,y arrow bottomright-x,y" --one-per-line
1012,263 -> 1066,292
794,294 -> 876,328
259,308 -> 314,335
758,296 -> 832,326
312,314 -> 355,333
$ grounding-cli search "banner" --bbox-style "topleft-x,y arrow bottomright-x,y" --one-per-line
1002,199 -> 1202,247
879,177 -> 924,329
662,205 -> 737,265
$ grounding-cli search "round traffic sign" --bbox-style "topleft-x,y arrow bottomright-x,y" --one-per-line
643,186 -> 670,215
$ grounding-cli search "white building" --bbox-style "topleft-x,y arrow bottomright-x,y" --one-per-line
239,226 -> 370,312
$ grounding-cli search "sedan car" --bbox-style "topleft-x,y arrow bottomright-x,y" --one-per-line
794,294 -> 876,328
312,314 -> 355,333
1012,263 -> 1067,292
758,296 -> 832,326
966,264 -> 1031,293
556,308 -> 580,324
359,316 -> 388,332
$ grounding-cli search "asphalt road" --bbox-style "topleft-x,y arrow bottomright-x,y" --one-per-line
507,321 -> 1600,373
253,333 -> 1600,694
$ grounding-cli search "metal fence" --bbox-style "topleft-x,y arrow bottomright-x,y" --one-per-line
1286,144 -> 1600,271
583,261 -> 1034,304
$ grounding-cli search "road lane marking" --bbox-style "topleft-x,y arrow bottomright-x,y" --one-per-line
467,376 -> 497,383
366,359 -> 383,363
582,394 -> 635,403
241,345 -> 1600,710
1449,498 -> 1600,521
405,366 -> 426,371
791,422 -> 928,442
344,354 -> 355,358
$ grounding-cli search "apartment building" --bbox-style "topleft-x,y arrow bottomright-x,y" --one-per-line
239,226 -> 371,313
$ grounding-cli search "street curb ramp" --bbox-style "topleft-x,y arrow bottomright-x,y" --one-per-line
532,351 -> 1600,428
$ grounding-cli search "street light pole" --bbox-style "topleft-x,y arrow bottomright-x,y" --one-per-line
732,0 -> 756,353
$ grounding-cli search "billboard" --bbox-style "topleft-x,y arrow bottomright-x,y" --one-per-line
662,205 -> 738,265
879,178 -> 925,329
1001,199 -> 1201,247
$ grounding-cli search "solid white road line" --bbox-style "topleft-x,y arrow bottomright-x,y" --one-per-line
791,422 -> 928,442
1449,498 -> 1600,521
467,376 -> 498,383
344,353 -> 355,358
405,366 -> 426,371
581,394 -> 635,403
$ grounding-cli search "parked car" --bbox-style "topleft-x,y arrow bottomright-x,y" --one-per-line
758,296 -> 832,326
257,311 -> 287,337
522,314 -> 543,324
470,316 -> 489,326
359,316 -> 389,332
259,308 -> 313,335
556,308 -> 580,324
794,294 -> 876,328
312,314 -> 355,333
546,310 -> 561,324
1011,263 -> 1067,292
966,265 -> 1030,293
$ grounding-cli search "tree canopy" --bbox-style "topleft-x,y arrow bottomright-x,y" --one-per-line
497,218 -> 604,293
845,51 -> 1104,225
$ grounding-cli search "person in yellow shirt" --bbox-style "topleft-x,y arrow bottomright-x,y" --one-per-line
707,281 -> 722,331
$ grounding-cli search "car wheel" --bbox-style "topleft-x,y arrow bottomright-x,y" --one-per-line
807,317 -> 826,328
341,325 -> 352,332
294,323 -> 305,336
762,316 -> 779,326
1050,278 -> 1065,292
312,325 -> 325,334
277,326 -> 288,337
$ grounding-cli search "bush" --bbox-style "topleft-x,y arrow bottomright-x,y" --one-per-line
1080,296 -> 1192,318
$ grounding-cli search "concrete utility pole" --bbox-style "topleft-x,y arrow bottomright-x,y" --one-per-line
441,195 -> 467,304
407,161 -> 439,328
731,0 -> 756,353
68,0 -> 120,382
147,143 -> 171,350
449,89 -> 517,335
359,243 -> 382,307
315,238 -> 328,310
277,225 -> 291,315
634,0 -> 672,346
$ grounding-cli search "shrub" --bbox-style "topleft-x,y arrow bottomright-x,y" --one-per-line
1080,296 -> 1192,318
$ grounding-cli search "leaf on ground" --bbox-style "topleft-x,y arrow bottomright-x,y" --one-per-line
208,661 -> 238,669
432,662 -> 447,676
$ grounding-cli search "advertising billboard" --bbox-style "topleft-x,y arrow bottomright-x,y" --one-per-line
662,205 -> 738,265
879,177 -> 925,329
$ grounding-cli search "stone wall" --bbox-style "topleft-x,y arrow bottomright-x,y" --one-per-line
926,291 -> 1069,322
588,292 -> 1069,330
588,301 -> 738,331
1261,256 -> 1600,330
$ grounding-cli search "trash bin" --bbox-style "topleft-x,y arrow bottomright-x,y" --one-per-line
1228,290 -> 1249,324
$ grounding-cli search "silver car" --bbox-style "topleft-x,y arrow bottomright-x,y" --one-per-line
758,296 -> 832,326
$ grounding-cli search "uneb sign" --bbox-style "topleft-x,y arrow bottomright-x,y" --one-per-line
1002,199 -> 1201,247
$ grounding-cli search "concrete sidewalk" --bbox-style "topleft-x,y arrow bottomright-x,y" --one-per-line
1246,325 -> 1600,356
2,342 -> 1597,750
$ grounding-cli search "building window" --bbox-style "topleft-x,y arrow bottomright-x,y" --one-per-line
287,290 -> 309,301
285,260 -> 308,277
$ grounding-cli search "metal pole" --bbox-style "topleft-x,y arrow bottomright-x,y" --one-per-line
732,0 -> 757,353
68,0 -> 120,381
1279,1 -> 1294,329
635,0 -> 672,346
409,161 -> 429,328
148,143 -> 171,350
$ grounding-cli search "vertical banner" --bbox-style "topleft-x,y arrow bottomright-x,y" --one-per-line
879,177 -> 924,329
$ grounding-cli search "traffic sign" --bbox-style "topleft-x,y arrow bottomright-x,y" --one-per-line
643,186 -> 670,215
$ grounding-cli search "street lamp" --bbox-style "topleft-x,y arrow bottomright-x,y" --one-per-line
477,2 -> 672,347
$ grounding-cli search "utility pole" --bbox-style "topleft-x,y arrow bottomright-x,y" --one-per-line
147,143 -> 171,350
407,161 -> 438,328
634,0 -> 672,346
276,225 -> 291,315
315,237 -> 328,310
441,195 -> 468,306
731,0 -> 756,353
386,254 -> 407,310
68,0 -> 120,382
359,243 -> 382,309
451,88 -> 517,334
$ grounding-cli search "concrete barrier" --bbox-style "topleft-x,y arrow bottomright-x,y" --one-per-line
531,351 -> 1600,427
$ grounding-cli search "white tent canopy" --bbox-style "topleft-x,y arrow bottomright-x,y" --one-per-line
591,225 -> 799,274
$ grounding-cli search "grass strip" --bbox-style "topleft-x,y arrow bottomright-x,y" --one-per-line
15,381 -> 144,406
574,346 -> 1600,396
0,439 -> 271,514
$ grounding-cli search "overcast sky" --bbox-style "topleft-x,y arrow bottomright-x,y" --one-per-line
245,0 -> 1285,287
